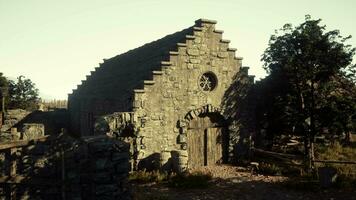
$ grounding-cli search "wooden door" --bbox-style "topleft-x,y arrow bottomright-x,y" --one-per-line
187,117 -> 223,168
187,129 -> 205,168
206,127 -> 223,165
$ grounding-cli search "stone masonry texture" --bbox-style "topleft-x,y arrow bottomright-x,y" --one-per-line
68,19 -> 254,171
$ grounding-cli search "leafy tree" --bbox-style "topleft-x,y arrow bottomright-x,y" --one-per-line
8,75 -> 40,110
260,15 -> 356,168
0,73 -> 9,113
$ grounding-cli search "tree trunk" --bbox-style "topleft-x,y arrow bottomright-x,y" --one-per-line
1,96 -> 4,125
304,135 -> 310,170
309,135 -> 315,171
309,82 -> 316,170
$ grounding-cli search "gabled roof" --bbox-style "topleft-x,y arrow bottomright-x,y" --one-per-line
70,23 -> 197,99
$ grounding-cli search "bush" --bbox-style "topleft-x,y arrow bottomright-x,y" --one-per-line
257,162 -> 283,175
168,171 -> 212,189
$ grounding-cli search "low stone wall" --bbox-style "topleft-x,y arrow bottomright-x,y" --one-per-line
0,135 -> 131,200
0,123 -> 44,143
1,109 -> 31,132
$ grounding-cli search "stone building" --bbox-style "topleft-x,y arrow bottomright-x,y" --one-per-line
68,19 -> 254,171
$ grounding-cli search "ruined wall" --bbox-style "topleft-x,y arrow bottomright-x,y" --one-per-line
132,19 -> 242,170
0,135 -> 131,200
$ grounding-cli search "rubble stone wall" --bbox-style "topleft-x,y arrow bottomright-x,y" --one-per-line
132,20 -> 243,170
0,135 -> 131,200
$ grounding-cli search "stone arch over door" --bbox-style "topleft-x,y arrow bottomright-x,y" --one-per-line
177,104 -> 229,170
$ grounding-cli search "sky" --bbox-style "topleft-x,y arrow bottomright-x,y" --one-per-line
1,0 -> 355,100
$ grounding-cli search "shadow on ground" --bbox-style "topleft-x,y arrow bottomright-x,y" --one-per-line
132,175 -> 356,200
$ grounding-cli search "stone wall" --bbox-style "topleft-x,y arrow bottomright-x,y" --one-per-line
0,109 -> 31,132
68,25 -> 193,136
0,135 -> 131,200
0,124 -> 44,143
68,19 -> 255,171
132,19 -> 244,170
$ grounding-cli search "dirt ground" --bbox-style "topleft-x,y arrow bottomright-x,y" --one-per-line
132,165 -> 356,200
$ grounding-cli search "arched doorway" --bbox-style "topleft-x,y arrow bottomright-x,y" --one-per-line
177,105 -> 229,169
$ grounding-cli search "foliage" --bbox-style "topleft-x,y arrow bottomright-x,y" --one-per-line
168,171 -> 212,189
0,73 -> 8,98
257,162 -> 283,175
0,73 -> 9,112
257,15 -> 356,143
7,75 -> 40,110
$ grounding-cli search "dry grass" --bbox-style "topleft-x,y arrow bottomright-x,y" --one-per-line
315,142 -> 356,187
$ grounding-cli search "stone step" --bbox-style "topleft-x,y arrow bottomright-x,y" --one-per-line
185,35 -> 195,40
214,29 -> 224,34
220,39 -> 230,43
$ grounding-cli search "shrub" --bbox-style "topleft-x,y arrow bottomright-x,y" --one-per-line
257,162 -> 283,175
168,171 -> 212,189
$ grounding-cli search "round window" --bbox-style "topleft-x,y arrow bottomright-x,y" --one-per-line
199,72 -> 218,91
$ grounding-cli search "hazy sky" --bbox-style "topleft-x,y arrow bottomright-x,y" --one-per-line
1,0 -> 355,100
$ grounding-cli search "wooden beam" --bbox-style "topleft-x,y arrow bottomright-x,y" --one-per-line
313,160 -> 356,165
252,148 -> 303,159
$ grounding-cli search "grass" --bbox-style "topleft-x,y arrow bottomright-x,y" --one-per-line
315,141 -> 356,188
255,140 -> 356,189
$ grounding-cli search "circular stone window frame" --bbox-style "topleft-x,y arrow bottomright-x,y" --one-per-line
198,71 -> 218,92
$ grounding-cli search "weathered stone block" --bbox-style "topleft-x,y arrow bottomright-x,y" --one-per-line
21,123 -> 45,140
186,48 -> 200,56
218,52 -> 228,58
189,58 -> 201,64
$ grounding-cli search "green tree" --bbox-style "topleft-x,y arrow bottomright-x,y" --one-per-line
260,15 -> 356,169
0,73 -> 9,114
8,76 -> 40,110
